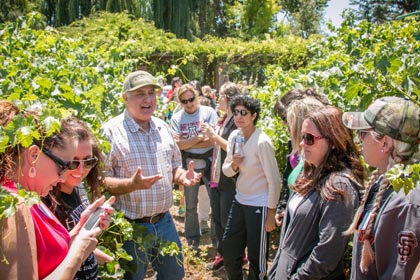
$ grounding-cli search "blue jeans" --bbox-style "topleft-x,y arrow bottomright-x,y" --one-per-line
123,211 -> 184,280
184,168 -> 210,247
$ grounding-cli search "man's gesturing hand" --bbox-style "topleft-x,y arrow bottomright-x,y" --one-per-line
180,161 -> 202,187
132,167 -> 163,190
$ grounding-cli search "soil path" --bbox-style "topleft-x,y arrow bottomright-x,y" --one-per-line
145,205 -> 280,279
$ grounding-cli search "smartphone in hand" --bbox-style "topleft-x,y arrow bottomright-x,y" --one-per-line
84,206 -> 104,230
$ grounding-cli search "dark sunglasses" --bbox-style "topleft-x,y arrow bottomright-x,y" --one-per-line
233,109 -> 250,117
301,133 -> 324,146
72,157 -> 98,169
180,96 -> 195,104
41,147 -> 80,174
358,130 -> 371,140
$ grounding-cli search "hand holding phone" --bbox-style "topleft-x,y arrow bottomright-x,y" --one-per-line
84,206 -> 104,230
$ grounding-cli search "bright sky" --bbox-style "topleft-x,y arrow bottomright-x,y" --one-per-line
324,0 -> 350,27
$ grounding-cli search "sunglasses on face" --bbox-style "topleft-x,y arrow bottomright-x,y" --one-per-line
41,147 -> 80,175
358,130 -> 372,140
180,96 -> 195,104
301,133 -> 324,146
233,109 -> 250,117
72,157 -> 98,169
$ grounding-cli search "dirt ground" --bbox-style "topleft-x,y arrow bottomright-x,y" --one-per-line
145,204 -> 280,280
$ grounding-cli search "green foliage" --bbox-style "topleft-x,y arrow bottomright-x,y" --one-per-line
280,0 -> 329,37
261,13 -> 420,108
57,12 -> 314,86
387,163 -> 420,194
0,0 -> 28,23
97,211 -> 133,279
0,187 -> 39,220
257,11 -> 420,190
0,186 -> 40,265
0,12 -> 136,136
350,0 -> 419,23
2,9 -> 420,278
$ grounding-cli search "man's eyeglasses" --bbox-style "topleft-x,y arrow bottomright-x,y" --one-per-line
41,147 -> 80,175
180,97 -> 195,104
233,109 -> 250,117
301,133 -> 324,146
72,157 -> 98,169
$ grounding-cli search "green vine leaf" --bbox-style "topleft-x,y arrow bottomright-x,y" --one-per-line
386,164 -> 420,194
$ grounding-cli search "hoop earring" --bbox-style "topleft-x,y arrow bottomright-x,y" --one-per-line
29,166 -> 36,178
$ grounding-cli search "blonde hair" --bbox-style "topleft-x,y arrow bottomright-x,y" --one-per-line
178,84 -> 198,100
286,97 -> 324,153
345,133 -> 419,272
201,85 -> 213,98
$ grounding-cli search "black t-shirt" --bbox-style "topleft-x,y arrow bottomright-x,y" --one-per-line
46,189 -> 99,280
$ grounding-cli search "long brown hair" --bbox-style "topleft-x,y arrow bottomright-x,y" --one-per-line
42,118 -> 103,229
292,106 -> 366,199
64,117 -> 103,196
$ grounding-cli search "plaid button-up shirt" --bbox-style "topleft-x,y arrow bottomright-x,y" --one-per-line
102,110 -> 182,219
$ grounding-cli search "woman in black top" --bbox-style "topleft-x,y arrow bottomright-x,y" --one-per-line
42,117 -> 113,280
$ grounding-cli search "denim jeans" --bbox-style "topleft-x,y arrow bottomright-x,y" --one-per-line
123,211 -> 184,280
184,167 -> 210,247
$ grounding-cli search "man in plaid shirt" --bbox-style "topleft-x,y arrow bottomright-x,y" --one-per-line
102,70 -> 201,280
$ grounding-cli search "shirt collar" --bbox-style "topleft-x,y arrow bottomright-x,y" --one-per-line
123,109 -> 159,133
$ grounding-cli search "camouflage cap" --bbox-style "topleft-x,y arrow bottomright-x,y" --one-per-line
123,70 -> 162,93
342,96 -> 420,144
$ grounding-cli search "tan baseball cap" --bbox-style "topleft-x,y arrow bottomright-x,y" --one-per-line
123,70 -> 162,93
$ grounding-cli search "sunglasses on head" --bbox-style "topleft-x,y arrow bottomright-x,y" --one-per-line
180,96 -> 195,104
233,109 -> 250,117
301,133 -> 324,146
72,157 -> 98,169
41,147 -> 80,175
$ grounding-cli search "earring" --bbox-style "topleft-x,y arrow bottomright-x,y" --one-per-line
381,149 -> 384,153
29,166 -> 36,178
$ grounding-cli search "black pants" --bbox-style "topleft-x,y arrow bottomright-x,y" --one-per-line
223,200 -> 269,280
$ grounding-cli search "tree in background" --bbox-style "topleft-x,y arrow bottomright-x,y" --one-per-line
1,0 -> 326,39
153,0 -> 193,39
350,0 -> 419,23
0,0 -> 28,23
240,0 -> 281,39
280,0 -> 329,38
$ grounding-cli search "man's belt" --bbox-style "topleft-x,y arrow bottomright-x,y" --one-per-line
125,212 -> 166,224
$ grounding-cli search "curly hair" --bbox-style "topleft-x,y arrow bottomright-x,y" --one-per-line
292,105 -> 366,200
229,95 -> 261,125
